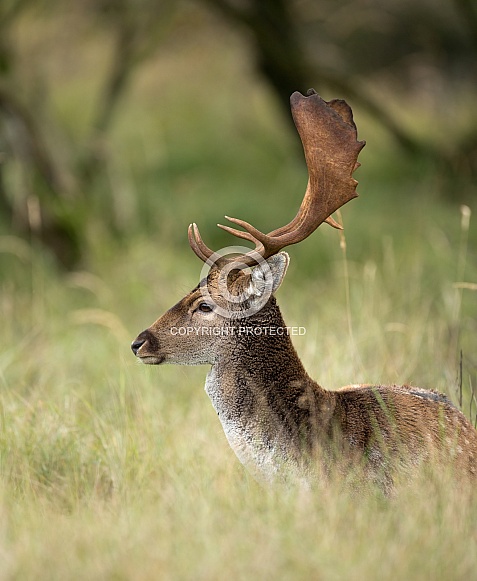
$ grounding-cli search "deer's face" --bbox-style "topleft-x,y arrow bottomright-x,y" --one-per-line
131,253 -> 289,366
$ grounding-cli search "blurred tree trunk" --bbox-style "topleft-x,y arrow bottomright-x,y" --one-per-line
202,0 -> 425,155
202,0 -> 477,199
0,1 -> 81,267
451,0 -> 477,187
0,86 -> 81,266
0,0 -> 177,268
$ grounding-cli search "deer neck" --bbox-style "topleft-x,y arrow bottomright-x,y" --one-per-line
205,298 -> 335,483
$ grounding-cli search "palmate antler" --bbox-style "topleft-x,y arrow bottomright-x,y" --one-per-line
188,89 -> 365,264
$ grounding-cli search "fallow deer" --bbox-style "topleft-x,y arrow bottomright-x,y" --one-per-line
131,89 -> 477,490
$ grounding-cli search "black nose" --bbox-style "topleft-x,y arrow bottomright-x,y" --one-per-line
131,336 -> 146,356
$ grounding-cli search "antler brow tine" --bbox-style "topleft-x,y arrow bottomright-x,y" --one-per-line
188,223 -> 215,263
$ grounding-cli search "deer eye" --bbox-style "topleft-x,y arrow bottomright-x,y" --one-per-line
197,302 -> 213,313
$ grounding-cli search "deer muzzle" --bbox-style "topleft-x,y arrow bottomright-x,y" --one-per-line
131,330 -> 164,364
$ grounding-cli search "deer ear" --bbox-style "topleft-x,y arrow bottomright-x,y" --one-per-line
249,252 -> 289,298
266,252 -> 289,292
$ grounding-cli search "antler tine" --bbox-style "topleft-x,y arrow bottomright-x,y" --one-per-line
221,216 -> 267,242
188,223 -> 215,263
217,219 -> 264,254
219,216 -> 285,259
324,215 -> 343,230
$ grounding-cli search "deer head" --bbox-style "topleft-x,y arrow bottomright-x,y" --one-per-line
131,89 -> 365,366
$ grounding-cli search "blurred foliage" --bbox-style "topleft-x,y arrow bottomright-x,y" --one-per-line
0,0 -> 179,267
0,0 -> 476,267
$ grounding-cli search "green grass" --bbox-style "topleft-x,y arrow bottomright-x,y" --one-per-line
1,10 -> 477,579
0,207 -> 476,579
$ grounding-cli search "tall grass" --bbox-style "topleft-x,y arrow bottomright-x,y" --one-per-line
0,200 -> 476,579
1,12 -> 477,579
